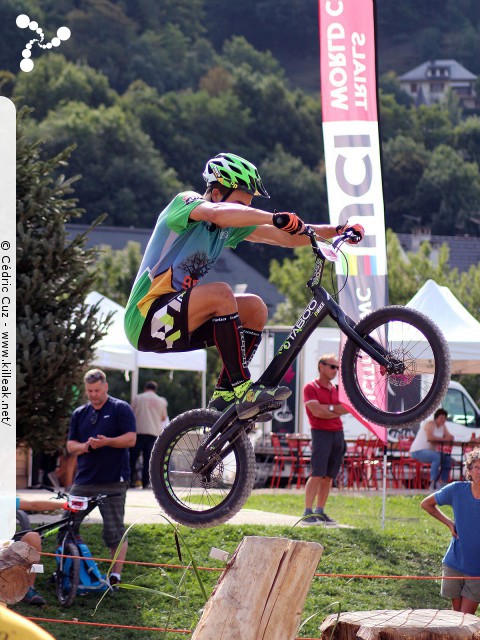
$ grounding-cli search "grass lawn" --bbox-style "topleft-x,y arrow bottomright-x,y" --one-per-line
12,492 -> 471,640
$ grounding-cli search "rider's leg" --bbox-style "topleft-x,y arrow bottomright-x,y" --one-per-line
199,292 -> 266,395
188,284 -> 289,418
189,285 -> 262,393
214,328 -> 263,392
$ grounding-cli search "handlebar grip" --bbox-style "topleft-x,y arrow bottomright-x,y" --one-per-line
349,230 -> 362,244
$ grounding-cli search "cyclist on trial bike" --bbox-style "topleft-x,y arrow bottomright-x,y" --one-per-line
125,152 -> 364,420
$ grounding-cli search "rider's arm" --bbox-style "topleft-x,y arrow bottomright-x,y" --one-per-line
245,223 -> 338,247
190,200 -> 287,228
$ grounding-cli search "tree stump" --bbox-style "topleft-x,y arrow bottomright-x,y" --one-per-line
0,541 -> 40,604
192,536 -> 323,640
320,609 -> 480,640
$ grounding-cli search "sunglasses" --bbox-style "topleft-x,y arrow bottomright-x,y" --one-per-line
85,372 -> 105,384
320,362 -> 339,370
91,412 -> 99,425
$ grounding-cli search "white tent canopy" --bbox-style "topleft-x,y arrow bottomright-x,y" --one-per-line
85,292 -> 207,402
406,279 -> 480,374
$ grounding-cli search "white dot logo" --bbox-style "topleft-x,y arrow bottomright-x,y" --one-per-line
16,14 -> 71,72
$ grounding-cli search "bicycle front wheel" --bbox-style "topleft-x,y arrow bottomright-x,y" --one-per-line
150,409 -> 256,528
341,306 -> 450,428
55,541 -> 80,607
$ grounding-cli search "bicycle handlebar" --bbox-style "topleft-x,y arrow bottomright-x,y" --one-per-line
41,485 -> 122,503
303,225 -> 360,255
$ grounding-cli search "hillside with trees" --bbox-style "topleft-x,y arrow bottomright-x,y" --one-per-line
2,0 -> 479,273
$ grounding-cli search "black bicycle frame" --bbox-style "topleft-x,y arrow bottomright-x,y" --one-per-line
192,237 -> 394,473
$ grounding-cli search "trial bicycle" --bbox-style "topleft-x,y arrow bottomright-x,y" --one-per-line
149,226 -> 450,528
14,488 -> 119,606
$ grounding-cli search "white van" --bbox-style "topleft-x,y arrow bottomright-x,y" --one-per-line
341,380 -> 480,443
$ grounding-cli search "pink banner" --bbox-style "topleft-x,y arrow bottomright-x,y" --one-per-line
319,0 -> 388,444
319,0 -> 378,122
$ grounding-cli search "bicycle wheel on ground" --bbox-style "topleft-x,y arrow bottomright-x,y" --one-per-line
341,306 -> 450,428
150,409 -> 256,528
15,510 -> 31,534
55,541 -> 80,607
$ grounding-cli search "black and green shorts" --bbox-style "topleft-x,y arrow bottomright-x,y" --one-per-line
138,289 -> 216,353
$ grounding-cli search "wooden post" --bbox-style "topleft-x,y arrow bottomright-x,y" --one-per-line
320,609 -> 480,640
192,536 -> 323,640
0,541 -> 40,604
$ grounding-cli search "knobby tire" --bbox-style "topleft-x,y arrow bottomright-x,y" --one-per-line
150,409 -> 256,528
341,306 -> 450,428
55,541 -> 80,607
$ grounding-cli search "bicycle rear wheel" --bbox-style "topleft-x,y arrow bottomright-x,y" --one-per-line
15,510 -> 31,534
341,306 -> 450,428
150,409 -> 256,528
55,541 -> 80,607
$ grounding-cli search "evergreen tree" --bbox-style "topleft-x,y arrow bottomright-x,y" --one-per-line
16,108 -> 111,452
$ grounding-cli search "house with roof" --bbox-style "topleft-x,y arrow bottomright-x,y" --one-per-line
399,59 -> 477,109
396,229 -> 480,274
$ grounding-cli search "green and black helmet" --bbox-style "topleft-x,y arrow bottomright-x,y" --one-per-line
203,152 -> 270,198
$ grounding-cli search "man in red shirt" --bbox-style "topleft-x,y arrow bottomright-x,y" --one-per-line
301,354 -> 348,525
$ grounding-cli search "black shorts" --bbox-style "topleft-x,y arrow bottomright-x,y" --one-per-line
138,288 -> 216,353
310,429 -> 344,478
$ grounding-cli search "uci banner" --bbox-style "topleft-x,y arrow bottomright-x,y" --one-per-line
318,0 -> 388,441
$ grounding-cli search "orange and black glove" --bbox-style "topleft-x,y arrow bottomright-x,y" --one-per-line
272,212 -> 304,235
336,221 -> 365,244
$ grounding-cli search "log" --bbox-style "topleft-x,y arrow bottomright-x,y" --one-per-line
320,609 -> 480,640
0,541 -> 40,604
192,536 -> 323,640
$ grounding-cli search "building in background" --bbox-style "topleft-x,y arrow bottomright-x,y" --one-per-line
399,59 -> 477,109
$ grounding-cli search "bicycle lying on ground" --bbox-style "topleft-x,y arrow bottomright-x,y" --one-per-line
149,226 -> 450,528
14,488 -> 119,606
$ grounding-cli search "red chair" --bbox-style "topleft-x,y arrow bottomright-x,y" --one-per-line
391,437 -> 416,489
344,437 -> 383,489
270,434 -> 295,488
285,436 -> 311,489
343,435 -> 370,489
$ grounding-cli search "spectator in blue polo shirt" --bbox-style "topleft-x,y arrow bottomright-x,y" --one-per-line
421,447 -> 480,615
67,369 -> 136,590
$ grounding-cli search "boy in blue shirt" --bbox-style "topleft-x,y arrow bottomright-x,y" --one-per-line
421,447 -> 480,614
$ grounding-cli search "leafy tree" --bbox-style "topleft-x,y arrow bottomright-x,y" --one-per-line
127,87 -> 252,189
221,36 -> 285,79
411,105 -> 454,150
16,108 -> 111,452
92,241 -> 143,306
33,101 -> 183,226
378,92 -> 414,141
259,145 -> 327,221
414,145 -> 480,234
121,0 -> 206,37
231,70 -> 324,168
63,0 -> 138,92
269,245 -> 340,325
121,26 -> 215,94
378,71 -> 413,108
381,135 -> 429,230
13,54 -> 116,121
453,116 -> 480,165
442,87 -> 463,127
385,230 -> 454,304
